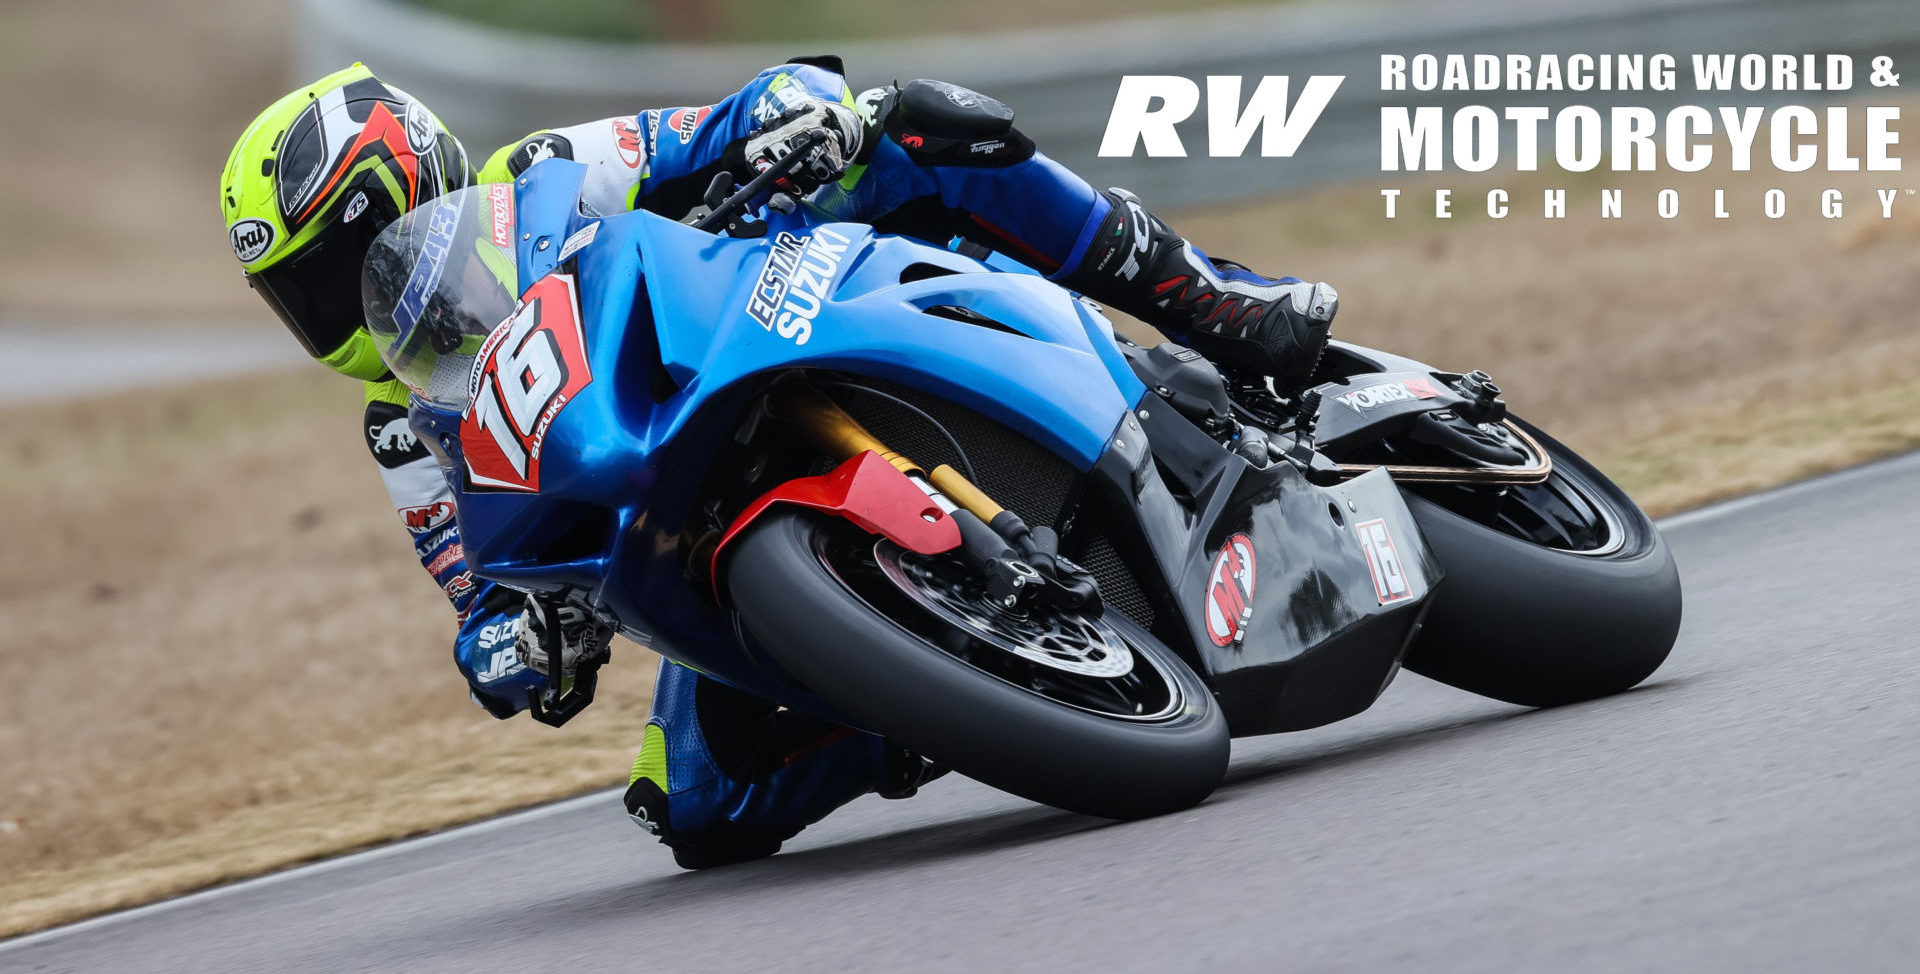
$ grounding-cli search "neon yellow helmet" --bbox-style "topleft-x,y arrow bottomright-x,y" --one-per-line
220,64 -> 470,378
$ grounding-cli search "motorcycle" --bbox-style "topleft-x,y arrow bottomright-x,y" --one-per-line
364,138 -> 1681,820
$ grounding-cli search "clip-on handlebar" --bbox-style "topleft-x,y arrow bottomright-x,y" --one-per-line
691,130 -> 829,237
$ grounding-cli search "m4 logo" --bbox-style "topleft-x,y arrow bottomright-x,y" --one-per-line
461,274 -> 594,492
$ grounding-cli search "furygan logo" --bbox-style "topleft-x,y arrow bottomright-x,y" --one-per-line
743,228 -> 852,346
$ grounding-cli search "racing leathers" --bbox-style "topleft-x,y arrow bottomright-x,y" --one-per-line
380,57 -> 1332,865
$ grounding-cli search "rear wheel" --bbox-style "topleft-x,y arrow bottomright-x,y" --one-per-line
1399,419 -> 1682,707
727,510 -> 1229,820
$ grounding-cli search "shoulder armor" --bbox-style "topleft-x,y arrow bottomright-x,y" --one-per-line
505,133 -> 576,177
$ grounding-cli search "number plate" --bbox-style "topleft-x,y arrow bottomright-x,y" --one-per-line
461,273 -> 593,492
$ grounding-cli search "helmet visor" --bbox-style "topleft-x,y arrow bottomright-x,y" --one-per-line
247,194 -> 399,358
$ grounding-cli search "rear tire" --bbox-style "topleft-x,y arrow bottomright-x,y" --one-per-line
1401,421 -> 1682,707
727,510 -> 1229,820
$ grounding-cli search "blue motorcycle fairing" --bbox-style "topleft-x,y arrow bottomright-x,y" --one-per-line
422,160 -> 1151,706
511,160 -> 594,290
625,209 -> 1144,468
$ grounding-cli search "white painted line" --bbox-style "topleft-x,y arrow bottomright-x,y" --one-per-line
7,448 -> 1916,951
1654,450 -> 1920,533
0,787 -> 623,952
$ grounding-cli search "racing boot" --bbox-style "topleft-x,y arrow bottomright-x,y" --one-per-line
1064,189 -> 1337,395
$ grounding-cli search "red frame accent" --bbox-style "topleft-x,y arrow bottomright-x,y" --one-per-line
709,451 -> 963,599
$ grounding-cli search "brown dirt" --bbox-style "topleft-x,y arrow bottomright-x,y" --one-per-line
0,0 -> 304,321
0,370 -> 665,934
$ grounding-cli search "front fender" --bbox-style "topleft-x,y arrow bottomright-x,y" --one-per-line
708,451 -> 962,601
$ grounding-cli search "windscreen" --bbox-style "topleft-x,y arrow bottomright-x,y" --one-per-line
362,184 -> 520,410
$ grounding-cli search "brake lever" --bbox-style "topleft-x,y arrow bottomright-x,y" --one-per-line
692,130 -> 829,236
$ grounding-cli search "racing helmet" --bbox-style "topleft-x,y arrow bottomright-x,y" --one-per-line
220,64 -> 470,378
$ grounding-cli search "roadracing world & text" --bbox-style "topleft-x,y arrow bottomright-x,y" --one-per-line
1100,52 -> 1911,220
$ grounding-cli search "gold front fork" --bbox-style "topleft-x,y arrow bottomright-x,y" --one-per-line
765,382 -> 1005,524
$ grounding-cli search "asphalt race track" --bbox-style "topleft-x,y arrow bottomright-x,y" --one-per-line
8,453 -> 1920,973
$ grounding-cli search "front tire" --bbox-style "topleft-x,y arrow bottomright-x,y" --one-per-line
727,510 -> 1229,820
1401,420 -> 1682,707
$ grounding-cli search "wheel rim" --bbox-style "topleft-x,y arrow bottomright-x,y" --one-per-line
878,550 -> 1138,679
1413,455 -> 1627,556
811,533 -> 1189,723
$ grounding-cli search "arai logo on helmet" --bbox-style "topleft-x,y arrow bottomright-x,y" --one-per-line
228,218 -> 275,263
404,100 -> 437,155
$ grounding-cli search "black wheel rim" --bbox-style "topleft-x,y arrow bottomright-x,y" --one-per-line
811,532 -> 1189,722
1410,455 -> 1625,555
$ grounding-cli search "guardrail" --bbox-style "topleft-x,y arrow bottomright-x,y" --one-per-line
298,0 -> 1919,208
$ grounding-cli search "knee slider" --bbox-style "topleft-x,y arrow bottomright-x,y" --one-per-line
884,79 -> 1035,167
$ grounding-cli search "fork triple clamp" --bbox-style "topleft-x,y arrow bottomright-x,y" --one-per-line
767,381 -> 1101,614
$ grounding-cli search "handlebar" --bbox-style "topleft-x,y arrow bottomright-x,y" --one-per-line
691,129 -> 830,235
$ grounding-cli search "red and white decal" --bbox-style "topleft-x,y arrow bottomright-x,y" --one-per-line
665,106 -> 712,145
425,543 -> 465,577
400,500 -> 456,534
1203,533 -> 1259,647
1355,518 -> 1414,604
460,273 -> 593,493
487,183 -> 514,247
444,570 -> 477,600
1337,377 -> 1442,411
612,117 -> 644,167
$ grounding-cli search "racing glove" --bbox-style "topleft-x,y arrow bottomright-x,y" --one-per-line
513,593 -> 615,679
742,101 -> 865,193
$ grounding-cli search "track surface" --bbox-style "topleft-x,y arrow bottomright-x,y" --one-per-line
9,452 -> 1920,972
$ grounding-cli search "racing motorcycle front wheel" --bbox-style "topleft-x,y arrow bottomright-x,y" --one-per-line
1398,418 -> 1683,707
726,509 -> 1230,820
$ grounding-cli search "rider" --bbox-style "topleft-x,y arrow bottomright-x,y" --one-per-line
220,59 -> 1337,868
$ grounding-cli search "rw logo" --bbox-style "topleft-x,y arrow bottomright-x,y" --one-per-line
1098,75 -> 1345,158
